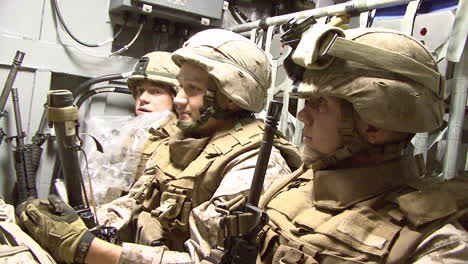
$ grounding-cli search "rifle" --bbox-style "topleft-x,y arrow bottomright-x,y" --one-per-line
220,100 -> 283,264
10,88 -> 38,204
0,51 -> 25,144
47,90 -> 117,243
0,51 -> 38,204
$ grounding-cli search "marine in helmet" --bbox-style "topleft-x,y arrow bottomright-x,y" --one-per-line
89,51 -> 182,231
17,29 -> 301,264
127,51 -> 179,116
84,51 -> 181,204
255,26 -> 468,263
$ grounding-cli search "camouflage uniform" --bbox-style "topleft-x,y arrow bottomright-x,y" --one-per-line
96,113 -> 179,229
112,28 -> 302,263
0,199 -> 56,264
255,27 -> 468,263
87,111 -> 177,204
260,160 -> 468,263
87,51 -> 181,205
117,143 -> 298,263
118,27 -> 468,264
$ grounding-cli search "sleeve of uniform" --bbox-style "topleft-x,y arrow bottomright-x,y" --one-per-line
411,221 -> 468,263
183,146 -> 293,261
96,194 -> 136,231
96,175 -> 153,230
117,147 -> 292,263
119,243 -> 193,264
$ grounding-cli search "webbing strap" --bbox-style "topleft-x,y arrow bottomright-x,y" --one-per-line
386,208 -> 468,264
259,166 -> 306,209
326,37 -> 442,98
141,70 -> 177,79
0,222 -> 56,264
321,60 -> 416,84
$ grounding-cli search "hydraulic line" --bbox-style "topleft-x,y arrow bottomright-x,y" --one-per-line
75,86 -> 131,108
52,0 -> 144,57
73,72 -> 132,97
51,0 -> 123,47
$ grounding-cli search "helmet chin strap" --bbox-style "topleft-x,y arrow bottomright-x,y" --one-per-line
177,89 -> 250,135
303,101 -> 408,170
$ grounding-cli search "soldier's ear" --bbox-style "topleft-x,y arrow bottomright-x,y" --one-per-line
353,110 -> 389,144
215,92 -> 241,111
363,124 -> 407,145
365,125 -> 380,144
225,99 -> 240,110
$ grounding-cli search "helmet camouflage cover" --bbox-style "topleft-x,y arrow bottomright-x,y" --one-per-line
290,26 -> 445,133
127,51 -> 180,97
172,28 -> 272,113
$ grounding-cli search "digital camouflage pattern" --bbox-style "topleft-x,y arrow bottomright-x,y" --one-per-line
116,146 -> 296,264
0,199 -> 56,264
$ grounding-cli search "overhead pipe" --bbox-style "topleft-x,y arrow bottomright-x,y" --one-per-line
229,0 -> 414,33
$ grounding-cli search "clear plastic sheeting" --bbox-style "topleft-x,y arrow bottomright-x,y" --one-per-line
81,111 -> 173,205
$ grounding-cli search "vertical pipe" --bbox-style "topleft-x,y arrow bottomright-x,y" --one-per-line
443,42 -> 468,179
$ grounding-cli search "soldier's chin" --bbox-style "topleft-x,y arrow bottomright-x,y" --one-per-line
177,120 -> 197,133
301,146 -> 325,166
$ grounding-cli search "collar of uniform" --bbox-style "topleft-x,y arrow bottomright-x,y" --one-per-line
169,136 -> 210,168
312,155 -> 420,211
147,113 -> 179,139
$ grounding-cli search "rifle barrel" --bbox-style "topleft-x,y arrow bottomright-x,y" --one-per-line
0,51 -> 25,115
247,100 -> 282,206
11,89 -> 25,148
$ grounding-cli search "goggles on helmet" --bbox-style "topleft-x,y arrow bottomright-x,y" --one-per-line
283,25 -> 444,99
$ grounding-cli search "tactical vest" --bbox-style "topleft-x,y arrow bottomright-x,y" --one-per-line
134,114 -> 180,183
259,155 -> 468,264
100,114 -> 180,204
133,118 -> 301,248
0,200 -> 56,264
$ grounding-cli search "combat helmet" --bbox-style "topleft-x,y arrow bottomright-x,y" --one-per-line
288,26 -> 445,169
172,29 -> 271,126
127,51 -> 180,97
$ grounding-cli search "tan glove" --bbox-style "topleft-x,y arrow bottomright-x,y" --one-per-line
17,195 -> 95,264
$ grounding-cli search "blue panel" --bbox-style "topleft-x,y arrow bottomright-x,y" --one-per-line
375,0 -> 459,20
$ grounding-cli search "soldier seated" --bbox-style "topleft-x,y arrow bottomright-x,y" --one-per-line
17,29 -> 301,264
84,51 -> 181,204
258,26 -> 468,263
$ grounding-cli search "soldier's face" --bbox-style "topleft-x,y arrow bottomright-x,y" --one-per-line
297,96 -> 343,156
134,81 -> 174,115
174,62 -> 212,124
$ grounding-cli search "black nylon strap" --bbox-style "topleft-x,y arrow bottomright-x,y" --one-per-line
74,230 -> 95,264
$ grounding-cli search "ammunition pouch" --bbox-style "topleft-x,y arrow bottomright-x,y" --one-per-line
207,195 -> 269,264
273,245 -> 311,264
151,183 -> 192,232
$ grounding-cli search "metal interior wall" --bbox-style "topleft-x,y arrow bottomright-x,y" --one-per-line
0,0 -> 137,202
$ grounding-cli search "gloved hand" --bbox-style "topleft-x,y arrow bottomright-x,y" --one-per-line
17,194 -> 95,264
